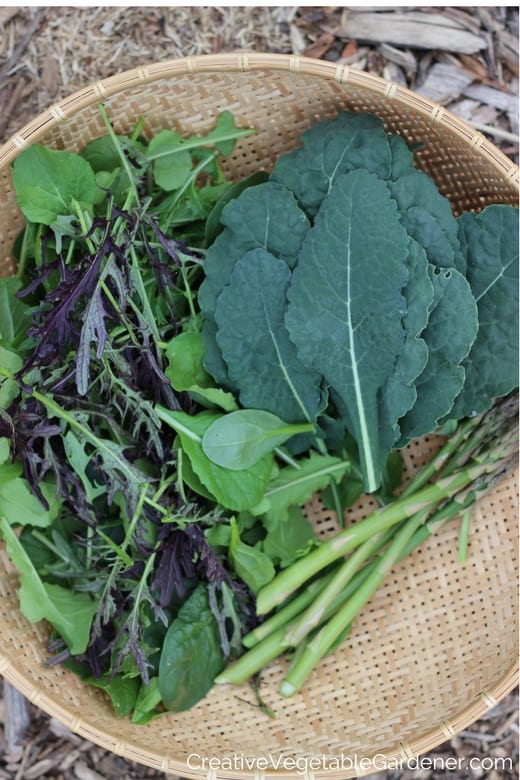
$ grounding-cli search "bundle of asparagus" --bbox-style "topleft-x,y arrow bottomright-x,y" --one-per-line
216,394 -> 518,695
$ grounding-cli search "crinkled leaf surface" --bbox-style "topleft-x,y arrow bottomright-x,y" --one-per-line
398,266 -> 478,443
199,182 -> 309,385
388,172 -> 464,271
450,204 -> 519,418
12,144 -> 97,225
270,111 -> 392,217
379,238 -> 433,452
286,170 -> 409,492
214,249 -> 323,423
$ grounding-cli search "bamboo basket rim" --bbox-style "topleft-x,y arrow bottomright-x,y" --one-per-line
0,51 -> 519,189
0,51 -> 518,778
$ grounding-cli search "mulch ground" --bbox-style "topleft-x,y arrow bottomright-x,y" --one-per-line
0,6 -> 518,779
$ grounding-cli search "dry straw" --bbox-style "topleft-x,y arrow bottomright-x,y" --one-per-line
0,53 -> 518,779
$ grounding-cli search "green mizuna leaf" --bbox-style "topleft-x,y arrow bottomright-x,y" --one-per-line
201,409 -> 313,470
398,266 -> 479,443
286,170 -> 409,492
214,249 -> 323,423
12,144 -> 97,225
270,110 -> 393,217
0,517 -> 98,654
449,204 -> 519,418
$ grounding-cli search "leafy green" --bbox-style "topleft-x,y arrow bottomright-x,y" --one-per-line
229,517 -> 275,594
262,505 -> 317,568
12,144 -> 97,225
0,517 -> 98,654
204,171 -> 269,245
450,204 -> 519,418
164,331 -> 238,411
156,407 -> 274,510
158,583 -> 224,711
286,170 -> 409,492
398,266 -> 478,443
214,249 -> 323,423
388,172 -> 464,271
378,238 -> 433,453
270,111 -> 393,217
199,181 -> 310,385
201,409 -> 313,470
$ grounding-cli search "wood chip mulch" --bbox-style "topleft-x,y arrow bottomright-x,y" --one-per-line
0,6 -> 518,779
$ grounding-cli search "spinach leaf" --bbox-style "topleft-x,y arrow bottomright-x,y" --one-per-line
12,144 -> 97,225
229,517 -> 275,594
214,249 -> 323,424
286,170 -> 409,492
449,204 -> 519,418
270,110 -> 393,217
398,266 -> 478,443
158,583 -> 225,711
204,171 -> 269,246
156,407 -> 274,511
201,409 -> 313,470
164,330 -> 238,412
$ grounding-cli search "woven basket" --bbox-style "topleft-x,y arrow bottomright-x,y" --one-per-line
0,53 -> 518,779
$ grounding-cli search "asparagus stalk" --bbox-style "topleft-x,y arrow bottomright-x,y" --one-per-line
256,400 -> 517,615
256,460 -> 493,615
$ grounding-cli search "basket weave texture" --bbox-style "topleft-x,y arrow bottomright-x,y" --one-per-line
0,53 -> 518,779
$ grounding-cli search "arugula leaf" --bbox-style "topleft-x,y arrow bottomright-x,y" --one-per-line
229,517 -> 275,594
255,451 -> 350,521
448,205 -> 519,417
214,249 -> 323,423
286,170 -> 409,492
398,266 -> 478,443
0,517 -> 98,654
201,409 -> 313,470
147,130 -> 194,192
262,505 -> 317,569
12,144 -> 97,225
158,583 -> 225,711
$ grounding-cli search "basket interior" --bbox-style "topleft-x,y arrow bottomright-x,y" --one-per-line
0,59 -> 518,779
